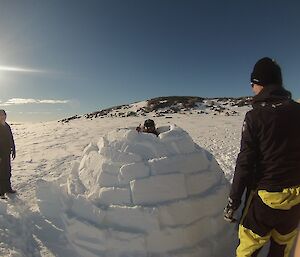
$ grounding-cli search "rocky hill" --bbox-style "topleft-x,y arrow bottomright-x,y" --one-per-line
59,96 -> 252,123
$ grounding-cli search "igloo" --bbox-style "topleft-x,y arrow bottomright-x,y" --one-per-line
37,125 -> 235,257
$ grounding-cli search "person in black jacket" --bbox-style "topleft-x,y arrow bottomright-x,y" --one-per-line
0,109 -> 16,199
224,57 -> 300,257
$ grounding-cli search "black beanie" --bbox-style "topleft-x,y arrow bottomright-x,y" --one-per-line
144,119 -> 155,128
251,57 -> 282,86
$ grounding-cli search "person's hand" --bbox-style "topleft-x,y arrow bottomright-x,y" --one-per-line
11,151 -> 16,160
224,198 -> 238,223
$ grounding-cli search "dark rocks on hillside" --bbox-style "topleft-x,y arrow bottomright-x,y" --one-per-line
59,115 -> 81,123
59,96 -> 252,123
229,97 -> 252,107
147,96 -> 204,112
126,111 -> 137,117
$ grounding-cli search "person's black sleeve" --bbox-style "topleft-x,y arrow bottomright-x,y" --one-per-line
0,130 -> 2,156
8,125 -> 16,154
229,111 -> 258,209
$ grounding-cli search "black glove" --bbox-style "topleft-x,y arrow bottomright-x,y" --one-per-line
11,150 -> 16,160
224,197 -> 238,223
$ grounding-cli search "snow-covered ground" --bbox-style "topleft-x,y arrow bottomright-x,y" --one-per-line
1,109 -> 258,256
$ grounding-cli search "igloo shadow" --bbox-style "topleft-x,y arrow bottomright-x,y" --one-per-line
63,124 -> 236,256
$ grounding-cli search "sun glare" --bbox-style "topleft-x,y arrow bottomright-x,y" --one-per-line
0,66 -> 42,73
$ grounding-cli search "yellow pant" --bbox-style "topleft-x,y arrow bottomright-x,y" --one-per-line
294,232 -> 300,257
237,225 -> 298,257
237,186 -> 300,257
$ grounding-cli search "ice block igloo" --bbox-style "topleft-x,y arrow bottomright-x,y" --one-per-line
67,124 -> 235,257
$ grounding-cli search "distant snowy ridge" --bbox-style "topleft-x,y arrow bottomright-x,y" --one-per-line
60,96 -> 252,123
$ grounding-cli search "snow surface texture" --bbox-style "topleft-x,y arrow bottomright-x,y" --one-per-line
34,124 -> 235,257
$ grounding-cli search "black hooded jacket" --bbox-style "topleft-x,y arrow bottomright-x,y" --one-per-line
230,85 -> 300,208
0,123 -> 15,157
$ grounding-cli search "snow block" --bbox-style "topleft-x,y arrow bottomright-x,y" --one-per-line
67,215 -> 150,257
171,245 -> 212,257
79,152 -> 103,189
126,129 -> 158,142
78,154 -> 88,171
119,162 -> 150,184
36,180 -> 67,220
149,151 -> 210,175
83,142 -> 99,156
100,147 -> 142,164
101,161 -> 122,175
67,219 -> 107,253
81,151 -> 102,172
70,195 -> 106,226
97,136 -> 108,152
146,227 -> 187,253
123,133 -> 170,158
124,129 -> 142,142
198,185 -> 229,218
96,187 -> 131,206
209,157 -> 223,173
159,125 -> 196,154
107,230 -> 146,253
158,185 -> 228,226
67,162 -> 86,195
158,198 -> 203,227
97,171 -> 119,187
123,143 -> 158,160
105,205 -> 159,233
184,215 -> 226,248
185,170 -> 222,196
130,174 -> 188,205
116,151 -> 143,164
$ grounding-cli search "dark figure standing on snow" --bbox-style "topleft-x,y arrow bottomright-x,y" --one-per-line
0,109 -> 16,199
224,57 -> 300,257
136,119 -> 159,136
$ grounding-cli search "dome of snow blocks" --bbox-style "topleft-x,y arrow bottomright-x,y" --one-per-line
36,124 -> 234,256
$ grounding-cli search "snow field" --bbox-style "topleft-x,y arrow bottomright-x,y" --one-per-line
34,124 -> 235,256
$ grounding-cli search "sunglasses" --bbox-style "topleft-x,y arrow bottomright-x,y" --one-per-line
250,82 -> 255,88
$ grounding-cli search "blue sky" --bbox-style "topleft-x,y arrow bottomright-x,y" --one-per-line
1,0 -> 300,122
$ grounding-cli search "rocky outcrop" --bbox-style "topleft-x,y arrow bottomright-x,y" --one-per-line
59,96 -> 252,123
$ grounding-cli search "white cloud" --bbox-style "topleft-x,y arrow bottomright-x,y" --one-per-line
6,98 -> 37,105
39,100 -> 69,104
0,98 -> 70,106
